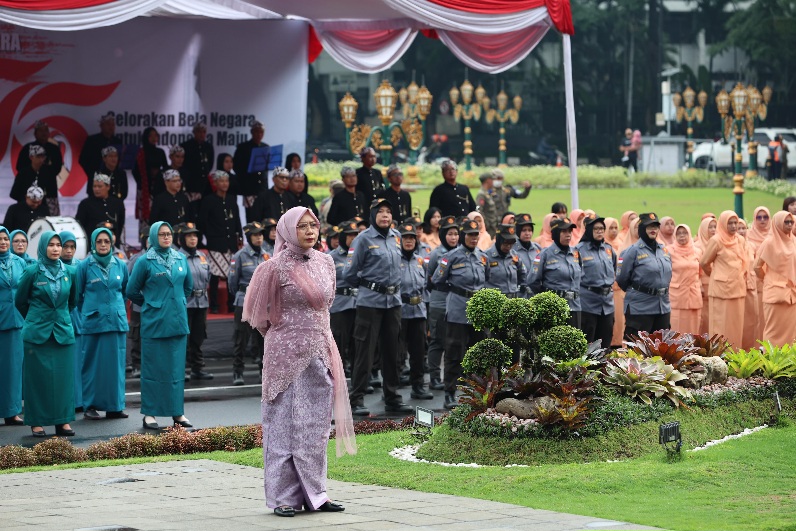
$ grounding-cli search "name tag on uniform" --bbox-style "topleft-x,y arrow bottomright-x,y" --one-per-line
637,253 -> 648,260
89,278 -> 102,284
582,256 -> 594,261
452,263 -> 465,269
241,261 -> 253,267
547,259 -> 558,264
336,263 -> 344,268
36,281 -> 47,286
368,245 -> 380,249
489,261 -> 499,267
155,272 -> 167,277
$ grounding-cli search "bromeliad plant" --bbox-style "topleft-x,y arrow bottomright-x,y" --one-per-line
603,357 -> 692,407
625,329 -> 699,369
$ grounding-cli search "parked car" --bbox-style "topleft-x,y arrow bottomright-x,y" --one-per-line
692,127 -> 796,177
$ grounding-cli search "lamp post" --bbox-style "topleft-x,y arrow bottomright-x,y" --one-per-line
672,86 -> 707,169
484,87 -> 522,167
450,74 -> 486,172
397,80 -> 433,164
339,80 -> 429,167
742,84 -> 771,178
717,84 -> 748,218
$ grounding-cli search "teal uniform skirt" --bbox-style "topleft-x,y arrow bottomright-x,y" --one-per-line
81,332 -> 126,412
23,339 -> 75,426
140,335 -> 187,417
0,329 -> 23,418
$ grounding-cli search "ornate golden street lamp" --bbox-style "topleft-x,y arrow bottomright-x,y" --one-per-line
672,86 -> 707,169
742,84 -> 771,177
484,86 -> 522,167
339,79 -> 429,166
718,83 -> 748,218
397,79 -> 433,164
450,74 -> 486,171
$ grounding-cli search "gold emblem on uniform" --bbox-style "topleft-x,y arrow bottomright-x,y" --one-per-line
508,227 -> 515,234
649,213 -> 656,220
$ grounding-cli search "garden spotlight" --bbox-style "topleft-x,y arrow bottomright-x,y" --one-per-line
659,421 -> 682,453
412,407 -> 434,442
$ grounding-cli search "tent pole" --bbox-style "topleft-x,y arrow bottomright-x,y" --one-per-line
563,33 -> 579,210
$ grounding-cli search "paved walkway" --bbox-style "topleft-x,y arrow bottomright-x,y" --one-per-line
1,460 -> 660,531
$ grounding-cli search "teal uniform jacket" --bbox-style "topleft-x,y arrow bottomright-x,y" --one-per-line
77,255 -> 130,334
0,254 -> 26,331
126,249 -> 192,339
15,263 -> 77,345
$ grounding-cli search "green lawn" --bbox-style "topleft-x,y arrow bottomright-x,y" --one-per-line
313,187 -> 782,234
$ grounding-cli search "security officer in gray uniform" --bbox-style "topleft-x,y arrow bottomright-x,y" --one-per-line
431,218 -> 486,409
398,222 -> 434,400
576,215 -> 616,348
228,221 -> 269,385
426,215 -> 458,390
616,212 -> 672,337
329,220 -> 359,376
529,217 -> 583,328
178,222 -> 214,380
261,217 -> 277,257
484,224 -> 525,297
513,214 -> 540,297
343,198 -> 412,415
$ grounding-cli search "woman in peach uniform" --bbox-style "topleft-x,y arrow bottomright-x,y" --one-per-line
656,216 -> 676,246
668,224 -> 702,334
746,206 -> 771,341
736,219 -> 760,348
699,211 -> 748,349
617,211 -> 637,243
534,213 -> 555,249
693,216 -> 716,334
753,211 -> 796,347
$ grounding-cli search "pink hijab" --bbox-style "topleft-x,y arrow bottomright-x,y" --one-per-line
243,207 -> 356,457
467,211 -> 493,251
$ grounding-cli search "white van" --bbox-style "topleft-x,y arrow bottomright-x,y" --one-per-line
692,127 -> 795,177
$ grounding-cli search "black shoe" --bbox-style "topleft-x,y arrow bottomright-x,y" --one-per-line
84,408 -> 101,420
401,367 -> 411,377
143,417 -> 159,430
429,378 -> 444,390
444,393 -> 457,410
31,427 -> 46,438
209,306 -> 220,314
351,405 -> 370,416
191,370 -> 214,381
398,375 -> 411,386
4,417 -> 23,426
173,417 -> 193,428
274,506 -> 295,517
106,411 -> 129,419
74,406 -> 84,413
184,373 -> 190,382
318,501 -> 345,512
384,402 -> 413,413
131,368 -> 141,378
55,425 -> 75,437
232,372 -> 244,386
365,385 -> 375,394
410,386 -> 434,400
369,378 -> 382,388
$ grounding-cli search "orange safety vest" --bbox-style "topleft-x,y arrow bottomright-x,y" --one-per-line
769,141 -> 782,163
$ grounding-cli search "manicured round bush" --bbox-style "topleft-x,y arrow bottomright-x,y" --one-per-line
500,297 -> 534,331
529,292 -> 571,329
537,325 -> 588,361
462,338 -> 514,376
466,289 -> 508,331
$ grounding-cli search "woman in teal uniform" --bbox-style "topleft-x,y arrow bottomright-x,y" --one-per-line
127,221 -> 193,430
0,226 -> 27,425
9,230 -> 36,265
78,227 -> 130,420
60,230 -> 84,412
15,231 -> 78,437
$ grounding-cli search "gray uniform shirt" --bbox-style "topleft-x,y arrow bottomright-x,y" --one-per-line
342,225 -> 403,309
329,246 -> 357,313
514,240 -> 541,297
180,248 -> 211,309
483,244 -> 526,296
529,244 -> 583,312
400,251 -> 427,320
431,245 -> 486,325
427,245 -> 452,310
228,244 -> 268,307
616,240 -> 672,315
575,240 -> 616,315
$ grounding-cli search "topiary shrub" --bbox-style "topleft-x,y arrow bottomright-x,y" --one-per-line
462,338 -> 514,376
31,437 -> 87,466
466,288 -> 508,331
0,445 -> 35,469
500,297 -> 534,331
529,292 -> 570,329
537,325 -> 588,361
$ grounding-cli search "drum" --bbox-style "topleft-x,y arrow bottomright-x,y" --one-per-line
28,217 -> 88,260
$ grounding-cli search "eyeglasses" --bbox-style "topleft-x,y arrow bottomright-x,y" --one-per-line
95,238 -> 112,244
158,232 -> 173,238
296,222 -> 320,232
592,227 -> 606,232
756,215 -> 769,220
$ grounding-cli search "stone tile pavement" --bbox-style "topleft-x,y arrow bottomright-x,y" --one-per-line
0,460 -> 661,531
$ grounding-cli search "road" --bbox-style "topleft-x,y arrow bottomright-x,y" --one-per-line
0,317 -> 451,448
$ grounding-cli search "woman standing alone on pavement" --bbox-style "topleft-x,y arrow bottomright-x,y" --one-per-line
243,206 -> 356,517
